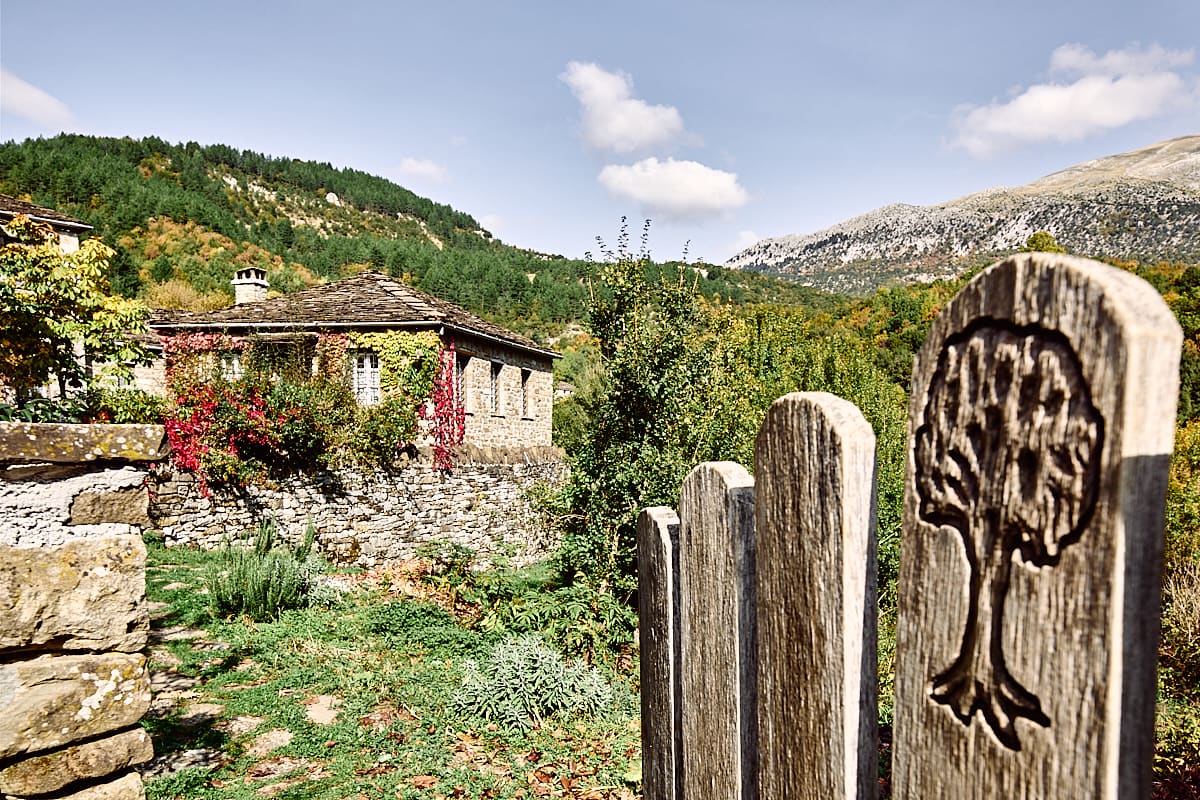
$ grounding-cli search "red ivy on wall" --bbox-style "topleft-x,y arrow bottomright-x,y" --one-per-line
422,342 -> 466,471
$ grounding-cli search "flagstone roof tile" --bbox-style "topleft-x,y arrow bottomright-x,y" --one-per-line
149,270 -> 557,358
0,193 -> 92,230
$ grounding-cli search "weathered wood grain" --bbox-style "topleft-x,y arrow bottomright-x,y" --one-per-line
754,392 -> 878,800
638,506 -> 681,800
893,253 -> 1181,799
678,462 -> 757,800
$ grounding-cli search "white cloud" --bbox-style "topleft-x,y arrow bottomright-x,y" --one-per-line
598,157 -> 749,221
395,157 -> 448,183
560,61 -> 685,153
478,213 -> 503,235
951,43 -> 1197,158
1048,42 -> 1193,77
730,230 -> 760,254
0,68 -> 74,130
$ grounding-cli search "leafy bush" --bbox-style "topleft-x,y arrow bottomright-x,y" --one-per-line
363,599 -> 480,654
453,634 -> 614,729
1163,560 -> 1200,701
342,396 -> 419,467
1156,697 -> 1200,781
417,540 -> 477,583
0,396 -> 89,423
85,387 -> 168,423
472,576 -> 637,665
204,518 -> 331,621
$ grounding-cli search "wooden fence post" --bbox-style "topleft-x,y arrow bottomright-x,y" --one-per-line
638,506 -> 681,800
754,392 -> 879,800
678,462 -> 757,800
893,253 -> 1182,798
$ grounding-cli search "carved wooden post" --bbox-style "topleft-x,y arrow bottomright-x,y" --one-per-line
678,462 -> 757,800
755,392 -> 878,800
638,506 -> 681,800
893,253 -> 1182,798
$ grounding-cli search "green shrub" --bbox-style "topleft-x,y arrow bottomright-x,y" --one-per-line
1156,697 -> 1200,779
204,518 -> 331,621
0,396 -> 89,423
472,574 -> 636,665
86,387 -> 168,424
417,540 -> 476,583
363,599 -> 480,654
453,634 -> 614,729
342,396 -> 419,467
1162,560 -> 1200,701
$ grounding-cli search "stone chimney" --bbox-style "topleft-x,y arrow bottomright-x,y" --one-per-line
231,267 -> 269,304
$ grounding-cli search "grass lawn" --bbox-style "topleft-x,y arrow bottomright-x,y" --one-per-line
139,529 -> 1200,799
140,535 -> 642,800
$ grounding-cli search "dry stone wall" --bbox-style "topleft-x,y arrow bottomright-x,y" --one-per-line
456,335 -> 554,449
0,536 -> 152,800
149,445 -> 566,566
0,422 -> 165,800
0,465 -> 151,549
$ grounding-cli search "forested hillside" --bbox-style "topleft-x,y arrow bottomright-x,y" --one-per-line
0,135 -> 829,340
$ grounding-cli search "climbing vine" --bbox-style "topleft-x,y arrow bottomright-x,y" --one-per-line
422,341 -> 466,470
314,333 -> 350,382
347,330 -> 440,401
159,329 -> 468,484
158,332 -> 334,492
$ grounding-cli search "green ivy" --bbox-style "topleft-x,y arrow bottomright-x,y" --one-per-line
347,330 -> 440,401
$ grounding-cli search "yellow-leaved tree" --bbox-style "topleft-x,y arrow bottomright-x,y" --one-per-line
0,214 -> 152,404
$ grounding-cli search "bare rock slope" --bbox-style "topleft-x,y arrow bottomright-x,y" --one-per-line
727,135 -> 1200,294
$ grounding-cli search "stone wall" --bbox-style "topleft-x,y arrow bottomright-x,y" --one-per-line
456,335 -> 555,449
0,423 -> 163,800
0,537 -> 152,800
0,465 -> 152,549
149,445 -> 566,567
0,423 -> 166,550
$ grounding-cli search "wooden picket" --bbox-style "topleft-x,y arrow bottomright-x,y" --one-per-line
677,463 -> 757,800
894,253 -> 1181,798
636,253 -> 1182,800
637,506 -> 681,800
755,393 -> 878,800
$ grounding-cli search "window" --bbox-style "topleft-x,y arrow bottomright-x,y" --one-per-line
490,361 -> 503,415
520,369 -> 532,418
353,350 -> 381,406
220,353 -> 243,381
456,353 -> 471,413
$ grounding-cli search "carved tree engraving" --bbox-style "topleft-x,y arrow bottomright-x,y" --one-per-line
914,321 -> 1103,750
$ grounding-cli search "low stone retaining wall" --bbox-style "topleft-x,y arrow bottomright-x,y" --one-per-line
0,536 -> 152,800
149,445 -> 567,566
0,424 -> 166,550
0,423 -> 165,800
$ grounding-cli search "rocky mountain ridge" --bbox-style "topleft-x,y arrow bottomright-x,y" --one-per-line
727,135 -> 1200,294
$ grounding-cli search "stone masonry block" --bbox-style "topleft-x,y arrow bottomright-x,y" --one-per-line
0,536 -> 147,654
41,770 -> 144,800
0,422 -> 167,464
0,652 -> 151,760
0,727 -> 152,796
69,486 -> 150,527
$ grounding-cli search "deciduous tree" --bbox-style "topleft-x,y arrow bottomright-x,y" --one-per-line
0,215 -> 151,403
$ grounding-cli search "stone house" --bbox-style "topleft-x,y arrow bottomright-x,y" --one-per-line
0,193 -> 92,253
147,268 -> 559,449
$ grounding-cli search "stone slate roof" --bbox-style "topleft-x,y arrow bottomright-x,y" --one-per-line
0,194 -> 92,230
149,270 -> 558,359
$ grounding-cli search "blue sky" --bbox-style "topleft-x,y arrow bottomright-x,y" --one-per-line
2,1 -> 1198,265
